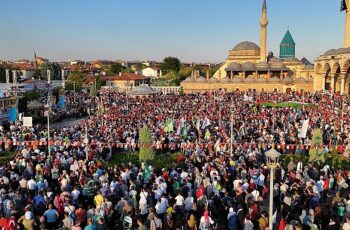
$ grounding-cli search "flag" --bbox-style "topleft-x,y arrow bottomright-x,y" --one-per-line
164,119 -> 174,133
214,138 -> 221,152
201,117 -> 211,129
168,119 -> 174,132
204,129 -> 211,140
196,118 -> 201,131
97,97 -> 104,115
182,125 -> 189,139
299,119 -> 309,138
341,0 -> 347,12
176,123 -> 181,135
9,107 -> 17,122
59,95 -> 65,108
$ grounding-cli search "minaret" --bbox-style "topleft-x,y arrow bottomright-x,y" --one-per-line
260,0 -> 268,62
34,51 -> 38,68
344,0 -> 350,47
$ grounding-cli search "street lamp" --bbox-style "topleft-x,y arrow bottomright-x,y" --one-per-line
266,148 -> 281,230
73,81 -> 76,93
46,69 -> 51,158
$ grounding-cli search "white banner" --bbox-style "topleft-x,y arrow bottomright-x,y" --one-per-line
22,117 -> 33,127
299,119 -> 309,138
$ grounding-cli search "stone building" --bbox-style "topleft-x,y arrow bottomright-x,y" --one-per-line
181,0 -> 314,93
313,0 -> 350,95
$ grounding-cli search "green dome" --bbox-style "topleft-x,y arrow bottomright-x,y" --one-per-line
280,30 -> 295,58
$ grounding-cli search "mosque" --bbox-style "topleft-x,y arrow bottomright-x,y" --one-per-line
181,0 -> 350,94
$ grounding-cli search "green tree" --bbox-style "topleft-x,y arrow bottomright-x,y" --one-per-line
110,63 -> 124,75
67,70 -> 85,88
24,89 -> 41,101
0,65 -> 6,83
122,67 -> 134,73
139,125 -> 155,162
37,62 -> 61,80
309,129 -> 325,164
160,57 -> 181,75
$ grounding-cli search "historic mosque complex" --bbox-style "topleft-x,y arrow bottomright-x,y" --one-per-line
181,0 -> 350,94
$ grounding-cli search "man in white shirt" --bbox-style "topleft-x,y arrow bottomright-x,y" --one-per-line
233,176 -> 243,191
175,193 -> 184,207
27,177 -> 37,198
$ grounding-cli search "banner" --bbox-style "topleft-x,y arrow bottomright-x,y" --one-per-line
299,119 -> 309,138
59,96 -> 65,108
9,107 -> 17,122
22,117 -> 33,127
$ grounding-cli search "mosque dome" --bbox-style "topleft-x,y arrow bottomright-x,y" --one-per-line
230,41 -> 260,56
232,41 -> 260,51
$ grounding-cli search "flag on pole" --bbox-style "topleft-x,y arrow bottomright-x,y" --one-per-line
341,0 -> 347,12
201,117 -> 211,129
176,123 -> 181,135
196,118 -> 201,131
204,129 -> 211,140
182,125 -> 189,139
164,118 -> 174,133
299,119 -> 309,138
97,97 -> 104,115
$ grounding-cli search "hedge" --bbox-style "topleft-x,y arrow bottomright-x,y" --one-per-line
0,152 -> 15,164
108,152 -> 185,171
260,102 -> 316,109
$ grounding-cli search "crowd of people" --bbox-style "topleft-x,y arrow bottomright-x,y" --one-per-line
0,90 -> 349,230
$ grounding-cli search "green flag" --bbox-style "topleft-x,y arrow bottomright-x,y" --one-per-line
182,125 -> 188,139
164,119 -> 174,133
204,129 -> 211,140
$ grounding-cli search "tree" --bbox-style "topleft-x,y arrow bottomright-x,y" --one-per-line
0,65 -> 6,83
122,67 -> 134,73
38,62 -> 61,80
0,64 -> 12,83
67,70 -> 85,88
309,129 -> 325,164
24,89 -> 41,101
160,57 -> 181,75
110,63 -> 124,75
139,125 -> 155,162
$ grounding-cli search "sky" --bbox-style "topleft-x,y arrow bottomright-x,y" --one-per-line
0,0 -> 346,63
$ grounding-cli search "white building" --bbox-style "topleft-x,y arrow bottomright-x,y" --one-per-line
141,67 -> 162,78
19,68 -> 35,80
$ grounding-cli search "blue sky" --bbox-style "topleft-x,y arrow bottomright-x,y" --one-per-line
0,0 -> 346,63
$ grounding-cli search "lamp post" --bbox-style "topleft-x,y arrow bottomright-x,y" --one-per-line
73,81 -> 76,93
230,106 -> 234,156
46,70 -> 51,158
265,148 -> 281,230
12,70 -> 18,122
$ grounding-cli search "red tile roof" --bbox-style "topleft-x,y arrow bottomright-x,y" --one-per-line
105,73 -> 149,81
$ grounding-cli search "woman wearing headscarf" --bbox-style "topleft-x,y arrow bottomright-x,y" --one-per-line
199,210 -> 214,230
